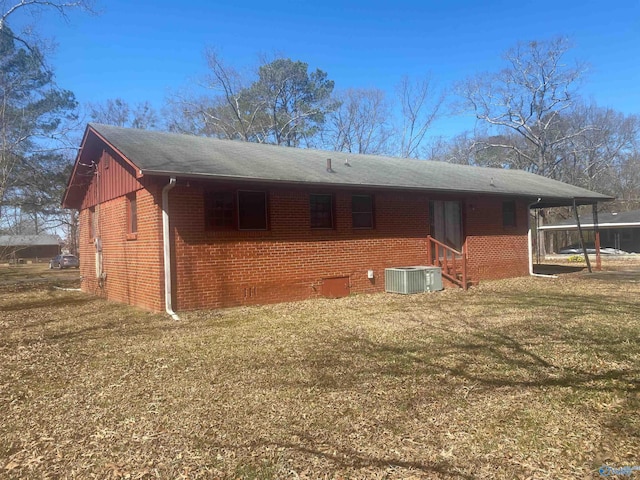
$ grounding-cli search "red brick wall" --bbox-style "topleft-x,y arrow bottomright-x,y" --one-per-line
78,183 -> 165,311
464,197 -> 530,281
169,185 -> 532,310
78,177 -> 533,312
170,185 -> 430,310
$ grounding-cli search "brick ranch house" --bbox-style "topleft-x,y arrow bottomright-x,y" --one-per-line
62,123 -> 612,316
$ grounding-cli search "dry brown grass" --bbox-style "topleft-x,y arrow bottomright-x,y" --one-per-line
0,264 -> 80,291
1,261 -> 639,479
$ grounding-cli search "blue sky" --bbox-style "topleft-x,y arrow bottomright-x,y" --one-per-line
13,0 -> 640,139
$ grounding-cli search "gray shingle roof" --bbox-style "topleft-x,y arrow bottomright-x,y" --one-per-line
543,209 -> 640,228
0,235 -> 61,247
89,123 -> 612,207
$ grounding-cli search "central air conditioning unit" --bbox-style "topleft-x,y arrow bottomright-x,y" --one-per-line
385,266 -> 443,294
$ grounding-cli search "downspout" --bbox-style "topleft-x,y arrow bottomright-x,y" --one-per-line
162,177 -> 180,320
528,198 -> 557,279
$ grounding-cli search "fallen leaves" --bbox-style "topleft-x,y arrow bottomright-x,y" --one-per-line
1,260 -> 639,478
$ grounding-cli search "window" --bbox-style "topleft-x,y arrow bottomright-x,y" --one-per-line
502,200 -> 516,227
205,191 -> 234,230
127,192 -> 137,234
89,206 -> 96,238
430,200 -> 463,250
310,194 -> 334,229
352,195 -> 374,228
237,191 -> 267,230
205,190 -> 268,231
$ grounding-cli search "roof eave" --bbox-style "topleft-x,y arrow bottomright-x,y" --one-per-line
533,196 -> 614,209
89,125 -> 144,177
62,125 -> 145,209
140,169 -> 612,206
61,125 -> 93,209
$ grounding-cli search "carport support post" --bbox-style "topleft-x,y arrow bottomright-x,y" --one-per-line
593,204 -> 602,271
574,199 -> 592,273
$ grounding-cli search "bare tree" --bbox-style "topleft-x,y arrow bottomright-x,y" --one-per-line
560,103 -> 639,192
396,75 -> 444,158
458,37 -> 588,178
323,88 -> 392,154
173,49 -> 267,141
87,98 -> 158,129
427,133 -> 476,165
615,151 -> 640,205
88,98 -> 129,126
426,132 -> 507,166
1,0 -> 95,61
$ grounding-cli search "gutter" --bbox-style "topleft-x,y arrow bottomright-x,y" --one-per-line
141,170 -> 611,203
528,198 -> 557,279
162,177 -> 180,320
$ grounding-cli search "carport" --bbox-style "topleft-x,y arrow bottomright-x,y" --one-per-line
539,209 -> 640,258
531,200 -> 614,274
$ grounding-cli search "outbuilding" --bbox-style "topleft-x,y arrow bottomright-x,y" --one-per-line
0,234 -> 61,263
540,209 -> 640,254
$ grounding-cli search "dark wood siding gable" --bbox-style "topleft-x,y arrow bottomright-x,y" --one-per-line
81,148 -> 143,210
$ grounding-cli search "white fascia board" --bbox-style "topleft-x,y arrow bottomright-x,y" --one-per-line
539,222 -> 640,231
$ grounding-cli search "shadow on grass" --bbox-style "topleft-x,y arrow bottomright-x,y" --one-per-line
603,393 -> 640,439
9,314 -> 184,346
533,264 -> 585,275
585,270 -> 640,281
1,294 -> 94,312
457,290 -> 640,328
294,288 -> 640,397
1,292 -> 185,349
202,436 -> 473,479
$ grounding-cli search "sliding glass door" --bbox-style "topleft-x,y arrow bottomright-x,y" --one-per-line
430,200 -> 463,252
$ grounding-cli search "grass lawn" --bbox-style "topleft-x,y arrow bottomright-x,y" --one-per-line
1,263 -> 639,479
0,263 -> 80,289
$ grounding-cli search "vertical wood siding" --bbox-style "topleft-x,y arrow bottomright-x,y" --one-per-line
81,148 -> 142,210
